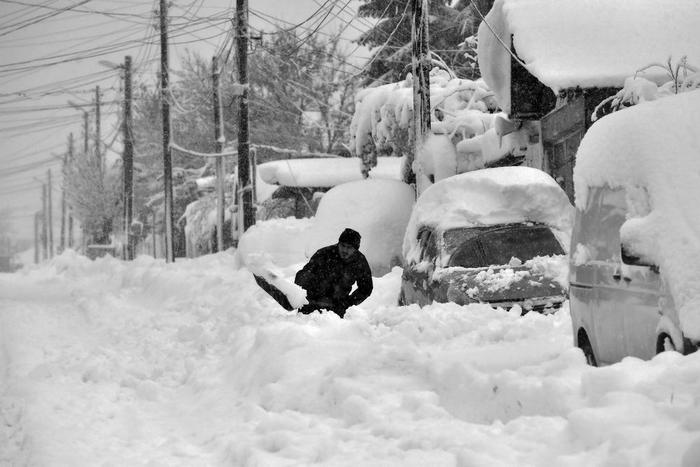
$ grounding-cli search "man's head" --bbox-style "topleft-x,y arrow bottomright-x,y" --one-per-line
337,228 -> 361,261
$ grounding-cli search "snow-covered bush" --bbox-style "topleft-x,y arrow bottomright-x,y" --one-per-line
593,57 -> 700,121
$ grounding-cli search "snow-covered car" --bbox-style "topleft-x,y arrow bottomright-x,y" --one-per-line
398,167 -> 573,313
256,156 -> 404,221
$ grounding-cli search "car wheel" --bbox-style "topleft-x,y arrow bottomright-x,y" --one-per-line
656,333 -> 677,354
578,331 -> 597,367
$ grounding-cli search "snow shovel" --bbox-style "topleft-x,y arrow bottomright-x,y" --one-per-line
253,274 -> 295,311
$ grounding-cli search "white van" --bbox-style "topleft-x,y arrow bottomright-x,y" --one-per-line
567,89 -> 700,366
569,183 -> 698,366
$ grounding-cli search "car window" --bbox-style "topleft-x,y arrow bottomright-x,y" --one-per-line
448,224 -> 564,268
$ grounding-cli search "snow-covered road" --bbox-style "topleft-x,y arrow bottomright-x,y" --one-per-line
2,251 -> 700,466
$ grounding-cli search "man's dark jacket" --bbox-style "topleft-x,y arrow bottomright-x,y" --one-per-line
294,244 -> 373,316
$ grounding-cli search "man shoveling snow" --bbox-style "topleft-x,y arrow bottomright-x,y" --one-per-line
250,228 -> 373,318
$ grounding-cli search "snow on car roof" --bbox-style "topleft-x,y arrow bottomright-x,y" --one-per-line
477,0 -> 700,113
403,167 -> 573,262
573,89 -> 700,340
257,156 -> 403,188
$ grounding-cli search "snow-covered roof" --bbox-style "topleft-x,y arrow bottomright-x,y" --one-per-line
477,0 -> 700,113
403,167 -> 573,261
257,156 -> 403,188
573,89 -> 700,340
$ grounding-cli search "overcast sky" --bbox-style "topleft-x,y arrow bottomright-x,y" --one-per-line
0,0 -> 369,241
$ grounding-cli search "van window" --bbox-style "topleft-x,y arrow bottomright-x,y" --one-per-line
596,187 -> 627,260
572,186 -> 633,262
572,188 -> 601,254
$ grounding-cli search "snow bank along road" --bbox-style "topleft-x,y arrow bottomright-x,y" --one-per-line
2,251 -> 700,466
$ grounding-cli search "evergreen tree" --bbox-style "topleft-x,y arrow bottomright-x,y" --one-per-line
356,0 -> 491,85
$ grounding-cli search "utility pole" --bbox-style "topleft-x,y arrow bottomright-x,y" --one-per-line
212,56 -> 226,252
123,55 -> 134,260
34,212 -> 39,264
159,0 -> 175,262
95,85 -> 102,172
47,169 -> 54,258
60,135 -> 72,253
82,110 -> 89,154
409,0 -> 431,194
236,0 -> 254,232
152,210 -> 157,257
68,212 -> 74,249
67,133 -> 74,250
41,183 -> 48,260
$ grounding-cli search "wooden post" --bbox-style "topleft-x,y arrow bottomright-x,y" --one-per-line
95,86 -> 102,172
159,0 -> 175,262
83,111 -> 89,154
250,148 -> 257,204
123,55 -> 134,260
152,210 -> 157,258
60,134 -> 73,253
236,0 -> 255,232
47,169 -> 54,258
409,0 -> 431,194
212,56 -> 226,252
41,184 -> 48,260
34,212 -> 40,264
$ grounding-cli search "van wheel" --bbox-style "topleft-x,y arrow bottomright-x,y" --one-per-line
656,333 -> 677,354
578,331 -> 597,367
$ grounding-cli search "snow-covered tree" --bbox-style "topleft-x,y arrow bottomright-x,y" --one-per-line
356,0 -> 487,86
248,29 -> 356,156
593,57 -> 700,121
63,149 -> 121,245
350,68 -> 520,188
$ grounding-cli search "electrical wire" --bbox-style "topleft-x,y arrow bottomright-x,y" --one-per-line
0,0 -> 92,38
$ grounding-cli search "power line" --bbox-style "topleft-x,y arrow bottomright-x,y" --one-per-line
0,0 -> 91,38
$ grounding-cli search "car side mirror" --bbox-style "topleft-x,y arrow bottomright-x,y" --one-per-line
621,243 -> 659,273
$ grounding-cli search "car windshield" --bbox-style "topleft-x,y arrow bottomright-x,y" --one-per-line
446,224 -> 564,268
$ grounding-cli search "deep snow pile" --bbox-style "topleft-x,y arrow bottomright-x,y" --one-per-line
574,90 -> 700,340
477,0 -> 700,113
3,244 -> 700,466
